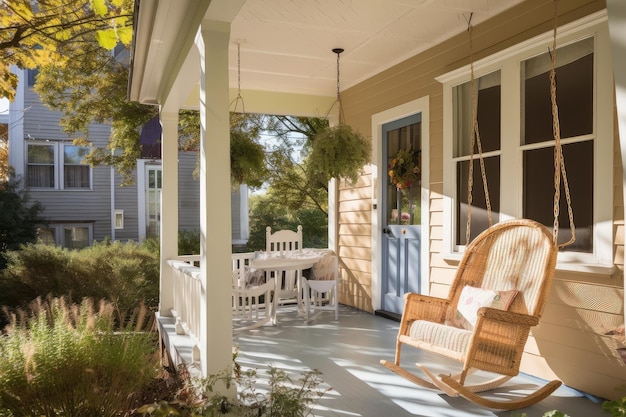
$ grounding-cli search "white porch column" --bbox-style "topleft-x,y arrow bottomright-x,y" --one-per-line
607,0 -> 626,326
159,110 -> 180,316
198,20 -> 233,377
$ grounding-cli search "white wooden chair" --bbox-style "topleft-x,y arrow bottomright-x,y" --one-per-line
231,252 -> 274,331
303,251 -> 340,322
265,226 -> 303,307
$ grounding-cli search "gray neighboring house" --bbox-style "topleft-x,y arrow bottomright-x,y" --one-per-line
6,67 -> 249,248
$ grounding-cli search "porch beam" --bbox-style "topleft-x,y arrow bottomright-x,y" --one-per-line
158,110 -> 180,316
197,19 -> 233,378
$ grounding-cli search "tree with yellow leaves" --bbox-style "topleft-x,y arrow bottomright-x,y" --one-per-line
0,0 -> 133,101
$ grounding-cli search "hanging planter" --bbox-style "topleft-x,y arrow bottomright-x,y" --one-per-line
309,124 -> 370,183
228,42 -> 267,187
309,48 -> 371,184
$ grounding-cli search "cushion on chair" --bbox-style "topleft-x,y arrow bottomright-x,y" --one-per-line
244,266 -> 265,287
447,285 -> 518,330
408,320 -> 473,359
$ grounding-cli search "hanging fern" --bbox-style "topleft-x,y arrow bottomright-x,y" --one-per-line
230,129 -> 267,188
308,124 -> 371,184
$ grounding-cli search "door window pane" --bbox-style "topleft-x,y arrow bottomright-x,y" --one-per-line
386,121 -> 421,225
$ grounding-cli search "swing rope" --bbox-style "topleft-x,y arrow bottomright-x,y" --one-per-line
466,14 -> 493,245
465,0 -> 575,248
549,0 -> 576,248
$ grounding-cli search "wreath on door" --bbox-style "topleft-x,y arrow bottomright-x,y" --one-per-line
388,149 -> 420,189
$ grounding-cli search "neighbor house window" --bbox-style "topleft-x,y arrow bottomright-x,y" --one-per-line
114,210 -> 124,229
64,145 -> 90,188
38,224 -> 93,248
26,141 -> 91,190
27,143 -> 55,188
440,16 -> 612,267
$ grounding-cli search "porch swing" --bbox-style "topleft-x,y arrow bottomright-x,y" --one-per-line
380,1 -> 576,410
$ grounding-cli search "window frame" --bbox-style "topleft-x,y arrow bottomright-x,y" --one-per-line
26,141 -> 92,190
37,223 -> 94,248
438,12 -> 613,271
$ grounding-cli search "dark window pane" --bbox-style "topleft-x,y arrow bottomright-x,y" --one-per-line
523,141 -> 593,252
27,165 -> 54,188
456,156 -> 501,245
28,145 -> 54,163
64,145 -> 89,164
454,71 -> 501,156
64,166 -> 90,188
523,40 -> 593,144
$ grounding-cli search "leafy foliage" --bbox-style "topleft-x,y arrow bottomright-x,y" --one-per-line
0,123 -> 7,180
0,0 -> 134,101
246,194 -> 327,251
0,296 -> 158,417
0,240 -> 159,315
33,19 -> 156,185
0,172 -> 47,270
139,365 -> 329,417
230,113 -> 268,187
603,396 -> 626,417
308,124 -> 371,184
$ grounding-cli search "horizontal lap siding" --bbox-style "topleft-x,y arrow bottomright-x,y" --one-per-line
338,168 -> 373,311
338,0 -> 623,399
24,89 -> 114,242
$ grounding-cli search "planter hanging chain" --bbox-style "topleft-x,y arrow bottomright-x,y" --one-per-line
230,42 -> 245,114
325,48 -> 345,125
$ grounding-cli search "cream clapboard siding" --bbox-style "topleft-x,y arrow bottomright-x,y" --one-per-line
338,0 -> 625,400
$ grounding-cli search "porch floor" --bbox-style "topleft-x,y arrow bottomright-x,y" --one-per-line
163,305 -> 606,417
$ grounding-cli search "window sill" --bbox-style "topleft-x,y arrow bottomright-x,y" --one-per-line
438,252 -> 616,276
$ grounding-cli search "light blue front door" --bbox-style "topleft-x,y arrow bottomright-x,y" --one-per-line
381,114 -> 422,314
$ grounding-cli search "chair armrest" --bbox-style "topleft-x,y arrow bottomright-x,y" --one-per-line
477,307 -> 539,327
398,293 -> 450,337
465,308 -> 539,375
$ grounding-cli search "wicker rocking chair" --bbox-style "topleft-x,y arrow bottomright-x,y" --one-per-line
381,218 -> 561,410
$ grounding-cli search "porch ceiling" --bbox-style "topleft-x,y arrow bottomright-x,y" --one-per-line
129,0 -> 524,115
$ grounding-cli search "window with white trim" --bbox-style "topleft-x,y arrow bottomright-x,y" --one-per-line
37,224 -> 93,249
441,15 -> 613,267
27,142 -> 91,190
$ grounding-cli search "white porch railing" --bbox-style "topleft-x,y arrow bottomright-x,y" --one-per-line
167,255 -> 202,357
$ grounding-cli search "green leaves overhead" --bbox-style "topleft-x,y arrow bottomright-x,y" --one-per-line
0,0 -> 134,100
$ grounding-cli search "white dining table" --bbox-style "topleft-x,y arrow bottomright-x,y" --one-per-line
249,250 -> 326,325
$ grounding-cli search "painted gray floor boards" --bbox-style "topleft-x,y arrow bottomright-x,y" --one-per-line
232,305 -> 605,417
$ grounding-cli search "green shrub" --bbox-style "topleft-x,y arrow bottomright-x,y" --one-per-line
178,229 -> 201,255
139,365 -> 330,417
0,296 -> 158,417
603,396 -> 626,417
0,240 -> 159,314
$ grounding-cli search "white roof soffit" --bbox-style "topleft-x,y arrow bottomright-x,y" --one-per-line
131,0 -> 526,115
129,0 -> 212,106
